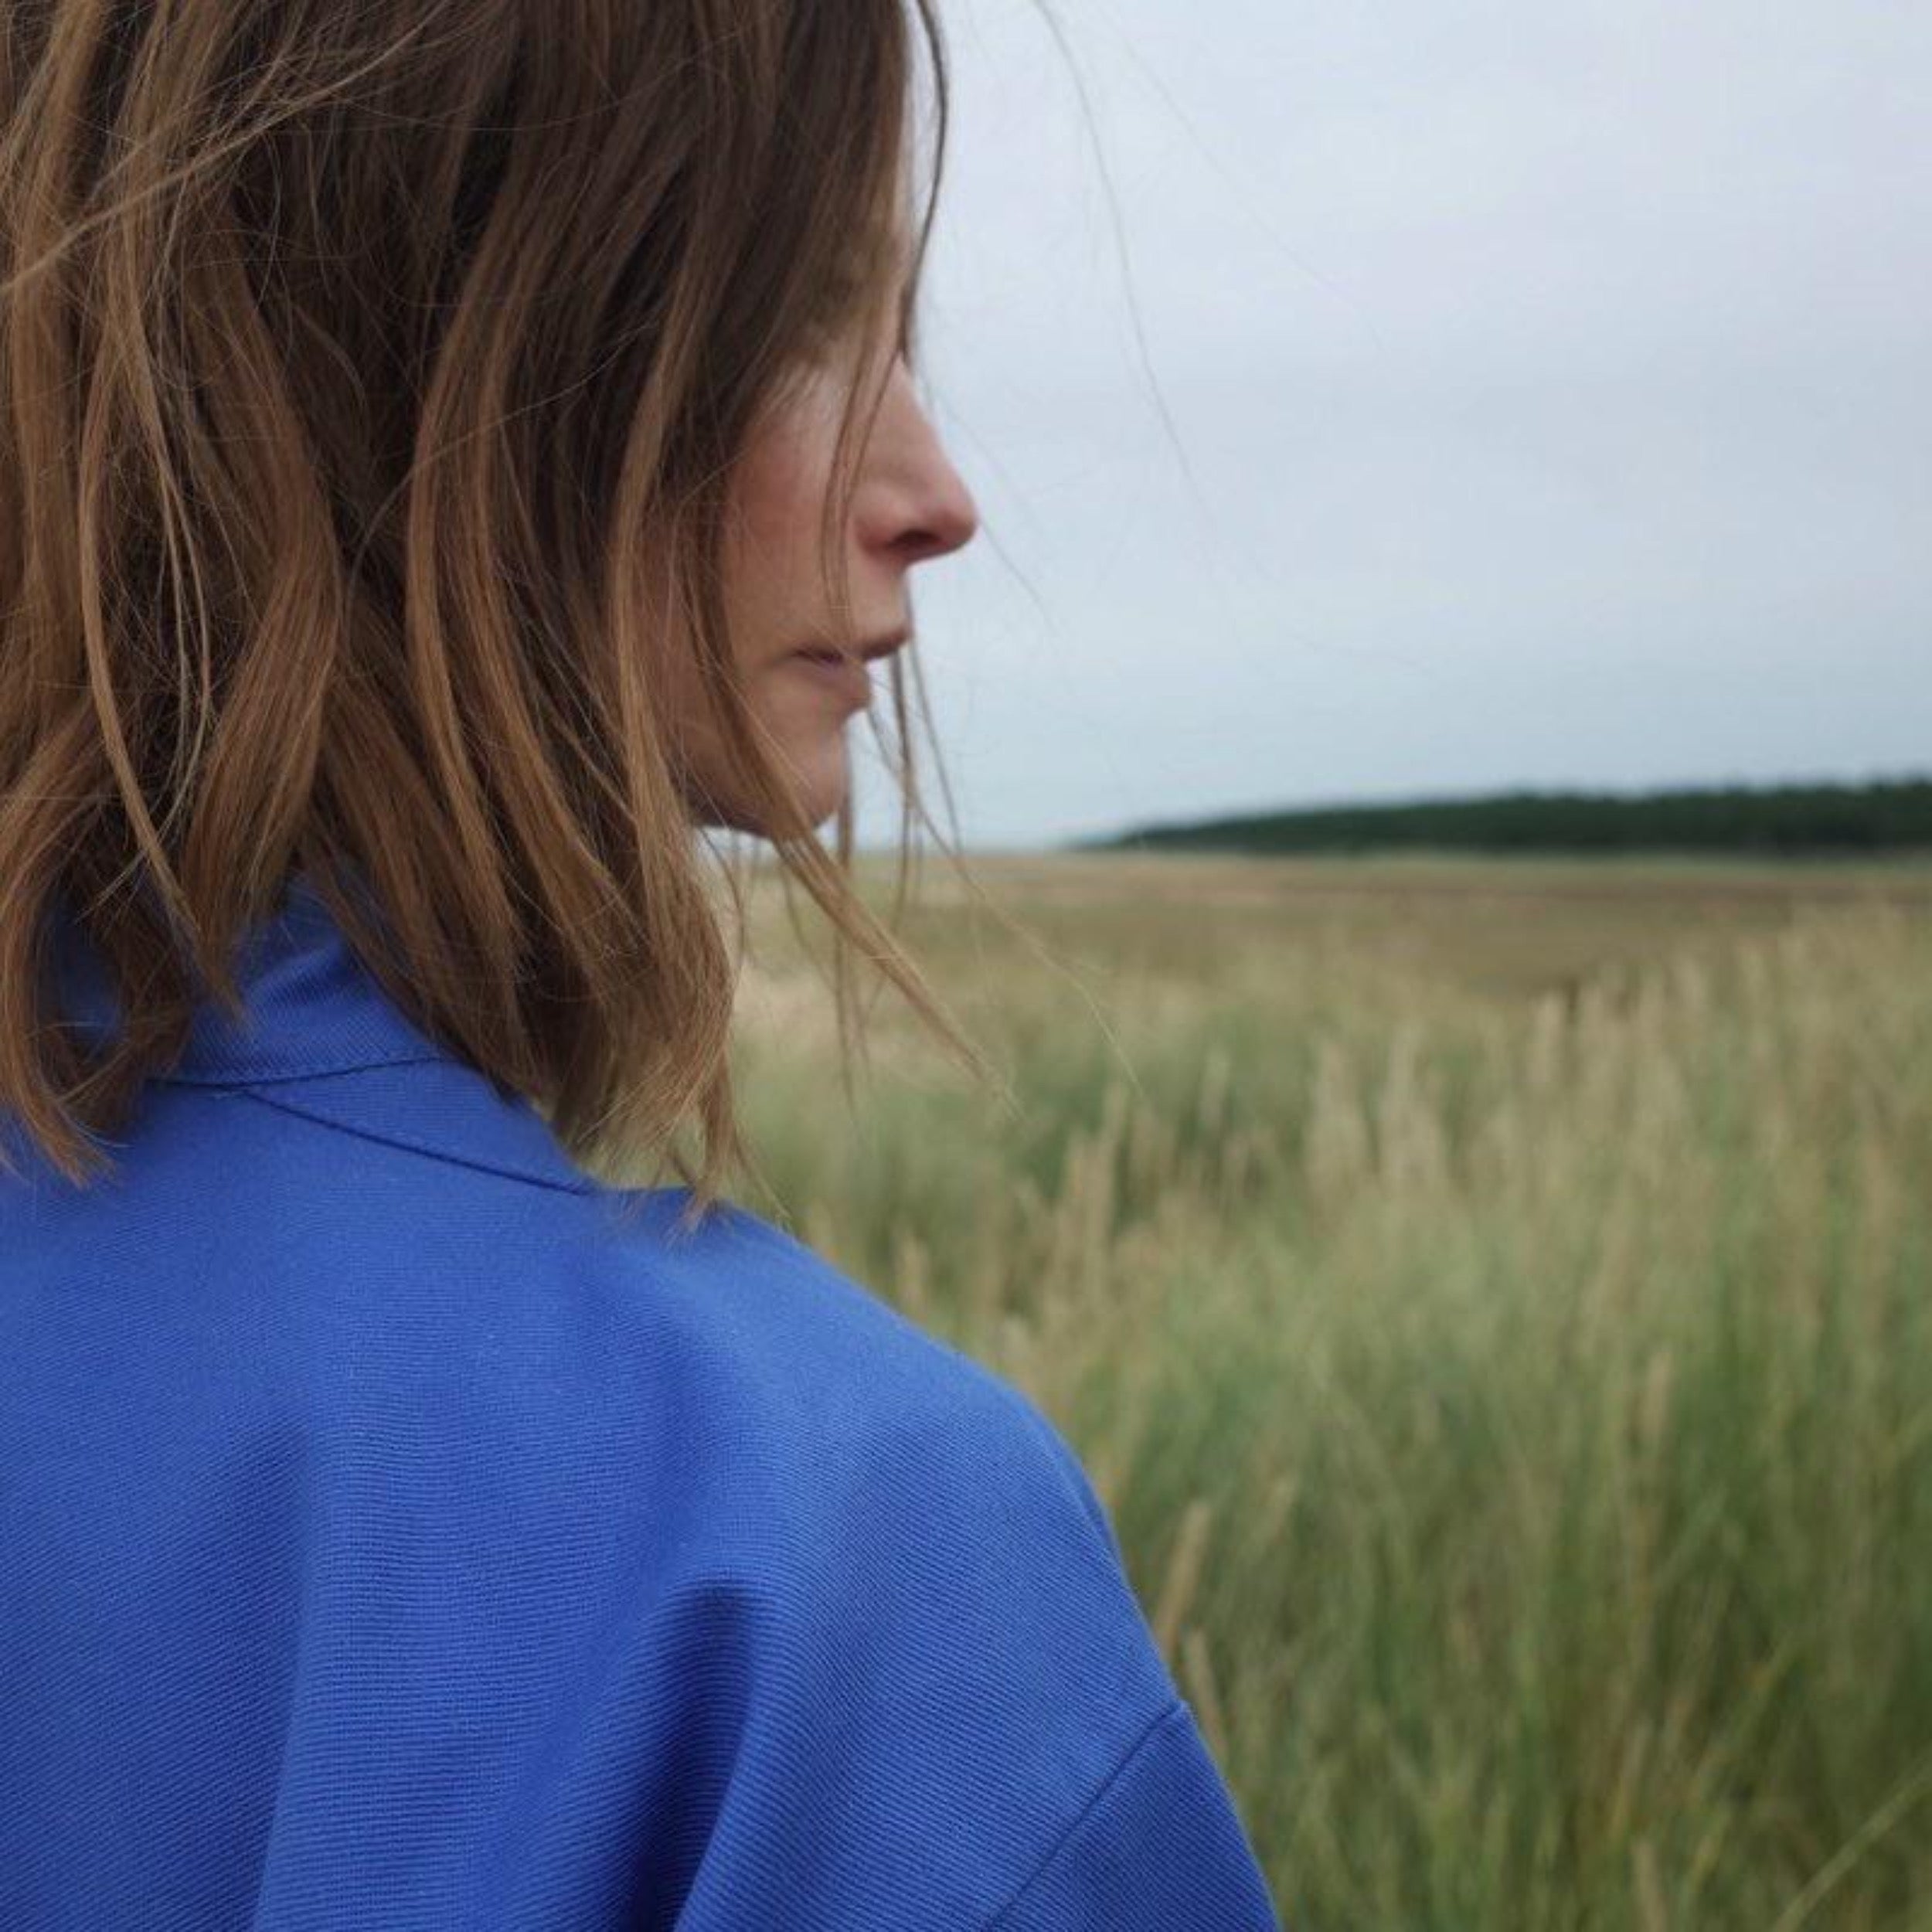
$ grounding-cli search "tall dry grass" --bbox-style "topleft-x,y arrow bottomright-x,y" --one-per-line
713,857 -> 1932,1930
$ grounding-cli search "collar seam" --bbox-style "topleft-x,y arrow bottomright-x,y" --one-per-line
215,1083 -> 599,1198
156,1049 -> 451,1088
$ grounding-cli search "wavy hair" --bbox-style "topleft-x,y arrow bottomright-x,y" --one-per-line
0,0 -> 996,1226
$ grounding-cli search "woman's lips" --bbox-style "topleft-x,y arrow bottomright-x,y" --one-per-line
786,649 -> 872,706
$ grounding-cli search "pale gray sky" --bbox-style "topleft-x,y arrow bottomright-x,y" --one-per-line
849,0 -> 1930,851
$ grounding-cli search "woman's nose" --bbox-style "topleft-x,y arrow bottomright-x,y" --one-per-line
871,362 -> 980,567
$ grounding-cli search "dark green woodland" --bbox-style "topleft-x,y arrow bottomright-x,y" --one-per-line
1082,776 -> 1932,858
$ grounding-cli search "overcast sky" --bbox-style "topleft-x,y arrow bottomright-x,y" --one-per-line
848,0 -> 1930,852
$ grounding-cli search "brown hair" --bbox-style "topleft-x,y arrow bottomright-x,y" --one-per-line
0,0 -> 993,1230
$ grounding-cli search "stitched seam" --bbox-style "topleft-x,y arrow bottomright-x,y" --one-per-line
221,1084 -> 596,1198
981,1699 -> 1185,1930
156,1052 -> 449,1088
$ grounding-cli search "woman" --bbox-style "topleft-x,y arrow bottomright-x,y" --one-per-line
0,2 -> 1281,1925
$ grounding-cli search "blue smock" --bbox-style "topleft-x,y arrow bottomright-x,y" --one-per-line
1,873 -> 1281,1929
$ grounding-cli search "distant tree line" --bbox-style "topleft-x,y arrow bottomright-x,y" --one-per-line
1080,778 -> 1932,858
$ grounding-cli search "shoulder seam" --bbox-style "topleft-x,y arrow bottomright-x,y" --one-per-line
980,1699 -> 1185,1931
219,1083 -> 596,1199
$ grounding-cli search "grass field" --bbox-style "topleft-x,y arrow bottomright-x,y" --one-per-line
714,851 -> 1932,1930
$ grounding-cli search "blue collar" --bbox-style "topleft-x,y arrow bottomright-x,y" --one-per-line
42,872 -> 645,1202
50,870 -> 446,1087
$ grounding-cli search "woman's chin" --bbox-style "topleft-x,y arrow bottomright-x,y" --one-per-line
784,743 -> 851,831
683,739 -> 849,838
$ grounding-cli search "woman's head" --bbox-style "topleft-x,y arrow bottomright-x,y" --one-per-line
0,0 -> 988,1218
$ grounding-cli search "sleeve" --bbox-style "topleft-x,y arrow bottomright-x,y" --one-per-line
981,1396 -> 1284,1931
664,1359 -> 1283,1930
984,1700 -> 1283,1931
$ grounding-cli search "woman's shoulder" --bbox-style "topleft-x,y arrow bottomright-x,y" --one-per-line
528,1185 -> 1175,1716
541,1194 -> 1235,1922
547,1193 -> 1282,1928
548,1186 -> 1125,1573
305,1149 -> 1123,1605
